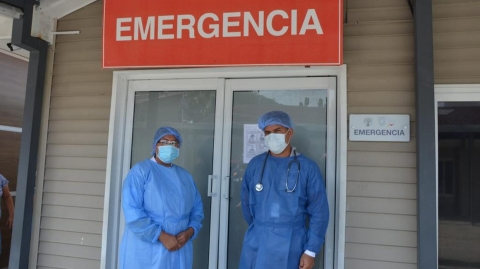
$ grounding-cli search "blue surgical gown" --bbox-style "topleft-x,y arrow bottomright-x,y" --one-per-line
240,153 -> 329,269
119,159 -> 204,269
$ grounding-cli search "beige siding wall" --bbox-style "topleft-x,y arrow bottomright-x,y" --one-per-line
433,0 -> 480,84
35,1 -> 112,268
344,0 -> 418,268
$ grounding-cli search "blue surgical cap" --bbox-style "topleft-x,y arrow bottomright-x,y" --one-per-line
151,127 -> 183,155
258,111 -> 294,130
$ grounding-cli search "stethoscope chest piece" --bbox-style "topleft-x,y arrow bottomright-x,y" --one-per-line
255,183 -> 264,192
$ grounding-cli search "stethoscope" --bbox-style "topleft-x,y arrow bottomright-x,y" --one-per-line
255,150 -> 301,193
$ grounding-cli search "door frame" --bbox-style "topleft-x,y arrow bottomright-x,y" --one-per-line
124,78 -> 226,269
101,66 -> 348,269
218,77 -> 337,269
434,84 -> 480,266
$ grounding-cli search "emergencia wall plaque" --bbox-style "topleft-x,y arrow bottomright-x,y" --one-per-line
349,114 -> 410,142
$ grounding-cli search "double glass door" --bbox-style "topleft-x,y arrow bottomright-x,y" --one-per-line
126,77 -> 337,269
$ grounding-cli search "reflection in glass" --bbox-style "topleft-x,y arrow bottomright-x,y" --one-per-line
131,91 -> 216,269
228,90 -> 328,269
437,102 -> 480,269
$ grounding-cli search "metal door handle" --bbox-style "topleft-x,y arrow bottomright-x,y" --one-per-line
223,176 -> 230,200
207,175 -> 214,197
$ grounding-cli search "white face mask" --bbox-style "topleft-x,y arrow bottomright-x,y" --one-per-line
264,130 -> 290,154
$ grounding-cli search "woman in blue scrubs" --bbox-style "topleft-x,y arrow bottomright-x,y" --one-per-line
119,127 -> 204,269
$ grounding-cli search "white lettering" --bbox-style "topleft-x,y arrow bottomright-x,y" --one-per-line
158,15 -> 175,39
300,9 -> 323,35
115,9 -> 325,42
223,12 -> 241,37
177,15 -> 196,38
291,10 -> 297,35
198,13 -> 220,38
244,11 -> 264,37
134,16 -> 155,40
116,18 -> 132,41
266,10 -> 289,36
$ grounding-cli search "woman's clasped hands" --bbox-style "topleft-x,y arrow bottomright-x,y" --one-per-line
158,228 -> 195,252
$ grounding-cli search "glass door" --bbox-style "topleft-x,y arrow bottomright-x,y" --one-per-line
436,101 -> 480,269
219,77 -> 337,269
124,79 -> 225,269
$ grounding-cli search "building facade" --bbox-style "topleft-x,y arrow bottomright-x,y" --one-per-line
3,0 -> 480,268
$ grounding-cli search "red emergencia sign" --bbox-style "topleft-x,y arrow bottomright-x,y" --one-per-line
103,0 -> 343,68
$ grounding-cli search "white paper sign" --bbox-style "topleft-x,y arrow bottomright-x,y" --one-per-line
243,124 -> 267,163
349,114 -> 410,142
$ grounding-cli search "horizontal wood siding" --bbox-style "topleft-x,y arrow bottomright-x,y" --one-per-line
344,0 -> 417,268
35,1 -> 112,268
0,53 -> 28,128
433,0 -> 480,84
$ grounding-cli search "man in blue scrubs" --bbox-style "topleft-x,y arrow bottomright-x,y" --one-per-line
240,111 -> 329,269
120,127 -> 204,269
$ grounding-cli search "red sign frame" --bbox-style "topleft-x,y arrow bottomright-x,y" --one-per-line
103,0 -> 343,68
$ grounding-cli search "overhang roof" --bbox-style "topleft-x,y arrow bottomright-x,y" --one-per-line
0,0 -> 97,60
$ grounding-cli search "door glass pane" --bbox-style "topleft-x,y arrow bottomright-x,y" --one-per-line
437,101 -> 480,268
131,91 -> 216,269
474,134 -> 480,225
228,90 -> 328,269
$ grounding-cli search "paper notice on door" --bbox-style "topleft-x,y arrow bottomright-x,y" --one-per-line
243,124 -> 267,164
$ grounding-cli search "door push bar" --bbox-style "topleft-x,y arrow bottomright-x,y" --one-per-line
207,175 -> 215,197
223,176 -> 230,200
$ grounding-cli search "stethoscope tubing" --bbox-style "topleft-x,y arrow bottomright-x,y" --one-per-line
256,150 -> 300,193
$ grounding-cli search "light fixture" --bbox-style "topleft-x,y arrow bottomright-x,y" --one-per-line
0,2 -> 24,19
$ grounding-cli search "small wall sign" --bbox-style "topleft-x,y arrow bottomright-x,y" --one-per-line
349,114 -> 410,142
